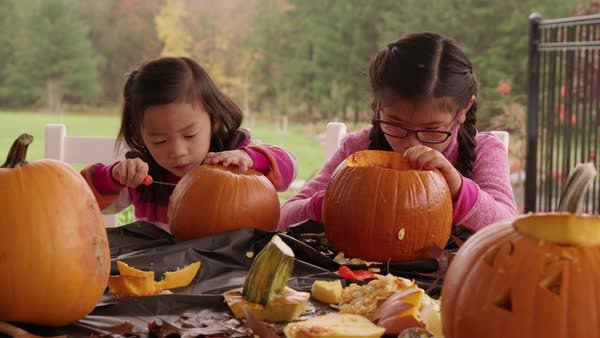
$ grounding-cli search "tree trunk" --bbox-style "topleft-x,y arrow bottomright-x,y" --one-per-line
45,79 -> 63,114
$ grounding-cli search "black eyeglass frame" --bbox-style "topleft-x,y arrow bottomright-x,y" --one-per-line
374,102 -> 461,144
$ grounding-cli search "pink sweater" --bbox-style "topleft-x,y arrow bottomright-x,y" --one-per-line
279,127 -> 517,233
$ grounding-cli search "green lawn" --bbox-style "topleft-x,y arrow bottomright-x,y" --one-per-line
0,111 -> 324,181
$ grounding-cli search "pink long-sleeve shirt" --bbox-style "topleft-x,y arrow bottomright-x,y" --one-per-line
279,126 -> 517,233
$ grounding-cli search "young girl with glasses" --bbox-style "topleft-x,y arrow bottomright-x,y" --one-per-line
279,32 -> 517,233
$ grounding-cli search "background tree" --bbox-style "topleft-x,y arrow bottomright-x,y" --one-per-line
156,0 -> 190,57
0,0 -> 100,110
185,0 -> 255,105
0,0 -> 589,121
79,0 -> 162,103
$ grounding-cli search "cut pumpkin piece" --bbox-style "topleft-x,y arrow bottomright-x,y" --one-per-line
108,260 -> 202,298
284,313 -> 385,338
311,280 -> 343,304
224,286 -> 309,322
117,261 -> 155,278
372,287 -> 426,335
155,261 -> 202,290
107,275 -> 157,298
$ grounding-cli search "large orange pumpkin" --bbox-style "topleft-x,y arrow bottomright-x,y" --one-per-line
322,150 -> 453,262
0,134 -> 110,326
442,163 -> 599,338
441,213 -> 600,338
168,164 -> 280,240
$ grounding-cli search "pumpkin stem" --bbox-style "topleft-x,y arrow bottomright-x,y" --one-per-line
1,133 -> 33,168
557,162 -> 597,214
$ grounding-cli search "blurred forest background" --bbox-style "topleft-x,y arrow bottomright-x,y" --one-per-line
1,0 -> 598,123
0,0 -> 598,216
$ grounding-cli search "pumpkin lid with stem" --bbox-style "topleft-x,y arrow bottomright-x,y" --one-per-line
515,162 -> 599,246
1,133 -> 33,169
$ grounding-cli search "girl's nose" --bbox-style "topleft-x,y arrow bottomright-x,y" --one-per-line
405,133 -> 421,147
169,139 -> 188,158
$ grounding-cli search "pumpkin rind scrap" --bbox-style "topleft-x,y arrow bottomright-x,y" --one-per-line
108,261 -> 202,298
168,164 -> 280,240
0,134 -> 110,326
441,214 -> 600,338
323,150 -> 452,262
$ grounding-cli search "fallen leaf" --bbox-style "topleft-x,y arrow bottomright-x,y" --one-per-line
243,308 -> 280,338
147,311 -> 255,338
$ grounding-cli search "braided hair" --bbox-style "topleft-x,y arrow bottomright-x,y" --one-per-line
367,32 -> 478,178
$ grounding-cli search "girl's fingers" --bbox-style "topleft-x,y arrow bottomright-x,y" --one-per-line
404,147 -> 426,168
414,151 -> 437,169
203,152 -> 219,164
126,164 -> 137,186
205,150 -> 252,172
117,166 -> 126,185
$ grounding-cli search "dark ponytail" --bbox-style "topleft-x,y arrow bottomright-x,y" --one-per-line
455,102 -> 477,178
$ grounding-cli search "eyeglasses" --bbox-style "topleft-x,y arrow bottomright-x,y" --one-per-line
374,103 -> 461,144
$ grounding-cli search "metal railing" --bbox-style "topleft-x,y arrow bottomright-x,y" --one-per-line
526,12 -> 600,213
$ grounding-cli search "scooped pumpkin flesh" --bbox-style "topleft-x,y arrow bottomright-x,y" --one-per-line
108,261 -> 201,298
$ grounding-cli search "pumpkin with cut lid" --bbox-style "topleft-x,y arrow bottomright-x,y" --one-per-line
323,150 -> 453,262
441,163 -> 599,338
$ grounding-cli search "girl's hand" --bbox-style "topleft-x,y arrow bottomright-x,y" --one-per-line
112,158 -> 149,188
403,145 -> 462,199
204,149 -> 254,171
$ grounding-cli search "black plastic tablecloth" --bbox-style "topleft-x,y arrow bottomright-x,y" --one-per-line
4,220 -> 467,337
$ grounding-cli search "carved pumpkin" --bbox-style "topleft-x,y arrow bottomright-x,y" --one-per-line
441,163 -> 599,338
0,134 -> 110,326
323,150 -> 453,262
168,164 -> 280,240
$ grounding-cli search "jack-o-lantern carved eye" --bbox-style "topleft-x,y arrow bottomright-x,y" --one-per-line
483,247 -> 500,267
544,252 -> 576,268
492,289 -> 513,312
540,271 -> 562,296
482,241 -> 514,267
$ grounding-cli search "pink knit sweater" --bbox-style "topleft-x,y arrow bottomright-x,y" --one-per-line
279,127 -> 517,233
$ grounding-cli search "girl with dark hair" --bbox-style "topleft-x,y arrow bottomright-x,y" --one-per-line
82,56 -> 297,232
279,32 -> 516,233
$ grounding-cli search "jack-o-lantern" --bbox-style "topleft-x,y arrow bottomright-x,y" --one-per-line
323,150 -> 453,262
442,163 -> 599,338
168,164 -> 280,240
